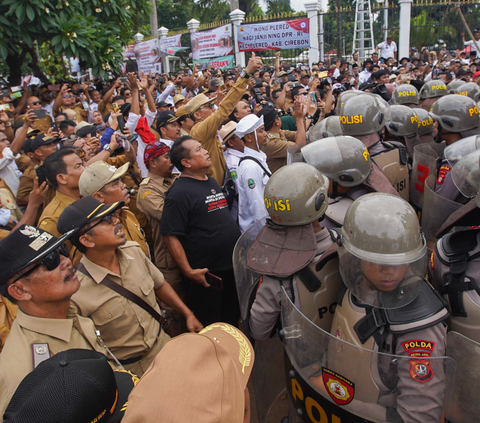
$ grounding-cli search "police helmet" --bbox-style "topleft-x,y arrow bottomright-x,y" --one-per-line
429,95 -> 480,133
453,82 -> 480,101
447,79 -> 466,92
385,105 -> 419,137
391,84 -> 419,106
308,116 -> 343,143
451,149 -> 480,198
339,94 -> 388,136
412,108 -> 435,136
419,80 -> 448,100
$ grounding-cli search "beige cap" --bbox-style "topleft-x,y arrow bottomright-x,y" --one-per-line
74,121 -> 92,135
175,105 -> 187,117
184,94 -> 216,115
173,94 -> 185,105
219,121 -> 237,144
122,322 -> 255,423
79,161 -> 130,197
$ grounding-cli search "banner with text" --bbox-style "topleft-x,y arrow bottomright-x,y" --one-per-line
193,55 -> 234,70
191,25 -> 233,60
238,18 -> 310,52
134,38 -> 162,73
159,34 -> 185,56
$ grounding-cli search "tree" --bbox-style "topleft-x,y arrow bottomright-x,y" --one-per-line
266,0 -> 293,16
0,0 -> 152,84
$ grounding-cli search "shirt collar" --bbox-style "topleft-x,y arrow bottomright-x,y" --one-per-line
225,148 -> 244,158
147,171 -> 176,186
244,146 -> 267,162
16,309 -> 75,342
80,248 -> 135,284
55,190 -> 77,206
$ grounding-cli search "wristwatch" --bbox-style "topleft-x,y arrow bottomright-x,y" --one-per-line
104,144 -> 113,154
306,114 -> 313,120
240,69 -> 252,79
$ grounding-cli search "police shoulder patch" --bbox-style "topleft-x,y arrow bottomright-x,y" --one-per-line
248,178 -> 256,189
140,177 -> 150,185
267,132 -> 277,140
409,359 -> 433,383
436,165 -> 451,186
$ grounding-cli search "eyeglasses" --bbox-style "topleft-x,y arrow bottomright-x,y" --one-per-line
200,103 -> 214,110
12,244 -> 69,283
83,212 -> 119,235
62,95 -> 74,99
30,101 -> 42,106
124,92 -> 132,97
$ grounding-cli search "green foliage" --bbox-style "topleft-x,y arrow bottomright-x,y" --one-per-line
38,41 -> 69,82
0,0 -> 152,79
266,0 -> 293,15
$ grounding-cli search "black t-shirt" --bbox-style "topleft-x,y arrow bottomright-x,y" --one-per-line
161,176 -> 241,272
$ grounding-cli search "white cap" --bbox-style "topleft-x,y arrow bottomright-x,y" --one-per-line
234,114 -> 264,139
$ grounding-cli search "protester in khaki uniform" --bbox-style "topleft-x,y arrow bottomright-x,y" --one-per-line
122,323 -> 255,423
257,104 -> 308,174
137,142 -> 182,333
16,134 -> 57,209
37,149 -> 85,265
78,161 -> 149,258
0,226 -> 114,416
57,197 -> 203,376
188,53 -> 264,186
52,84 -> 86,123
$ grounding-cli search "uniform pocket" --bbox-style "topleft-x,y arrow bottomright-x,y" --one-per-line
90,297 -> 129,340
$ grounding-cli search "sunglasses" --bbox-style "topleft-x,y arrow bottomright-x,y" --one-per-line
201,103 -> 214,110
83,212 -> 119,235
30,101 -> 42,106
124,92 -> 132,97
62,95 -> 74,99
13,244 -> 69,283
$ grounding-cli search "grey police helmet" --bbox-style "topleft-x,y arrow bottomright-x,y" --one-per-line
454,82 -> 480,101
264,162 -> 329,226
338,193 -> 427,309
429,94 -> 480,133
301,135 -> 372,187
451,149 -> 480,198
412,108 -> 435,136
339,93 -> 388,136
335,90 -> 364,116
308,116 -> 343,143
475,91 -> 480,103
447,79 -> 466,93
385,105 -> 419,137
391,84 -> 419,106
419,80 -> 448,100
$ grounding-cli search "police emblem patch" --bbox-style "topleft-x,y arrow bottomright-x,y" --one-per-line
436,165 -> 451,185
409,360 -> 433,383
322,367 -> 354,405
248,179 -> 256,189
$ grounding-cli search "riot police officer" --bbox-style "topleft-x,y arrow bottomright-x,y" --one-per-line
327,193 -> 448,422
447,79 -> 466,92
390,84 -> 420,108
452,82 -> 480,100
412,107 -> 437,144
419,80 -> 448,111
384,105 -> 421,157
306,116 -> 342,143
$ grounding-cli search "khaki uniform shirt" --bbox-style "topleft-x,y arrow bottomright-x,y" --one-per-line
55,106 -> 86,123
190,77 -> 249,186
98,101 -> 115,119
137,173 -> 178,269
180,127 -> 189,136
73,242 -> 169,375
283,97 -> 294,114
15,153 -> 31,174
0,309 -> 108,415
16,115 -> 52,134
0,296 -> 17,353
261,130 -> 296,174
38,190 -> 82,266
119,208 -> 149,258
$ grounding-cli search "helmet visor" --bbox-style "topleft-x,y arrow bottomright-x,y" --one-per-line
452,149 -> 480,198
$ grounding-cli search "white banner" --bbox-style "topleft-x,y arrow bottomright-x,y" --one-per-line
238,18 -> 310,52
133,38 -> 162,74
159,34 -> 182,52
191,25 -> 233,60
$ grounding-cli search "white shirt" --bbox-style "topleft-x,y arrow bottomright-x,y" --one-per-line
0,147 -> 21,196
126,108 -> 157,178
359,69 -> 371,83
465,40 -> 480,56
224,148 -> 244,222
377,41 -> 397,59
237,147 -> 271,233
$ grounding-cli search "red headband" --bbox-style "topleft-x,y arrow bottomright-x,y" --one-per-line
144,142 -> 170,167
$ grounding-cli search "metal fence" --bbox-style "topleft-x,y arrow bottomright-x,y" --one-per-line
319,0 -> 480,61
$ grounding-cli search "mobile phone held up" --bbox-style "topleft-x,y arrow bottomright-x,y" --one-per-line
205,272 -> 223,291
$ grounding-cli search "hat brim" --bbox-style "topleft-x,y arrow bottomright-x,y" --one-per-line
246,223 -> 317,277
158,115 -> 180,128
222,128 -> 236,144
234,115 -> 265,139
190,97 -> 217,114
102,163 -> 131,188
108,370 -> 139,423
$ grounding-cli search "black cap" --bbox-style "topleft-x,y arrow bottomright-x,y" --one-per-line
400,57 -> 409,63
457,68 -> 473,76
256,106 -> 278,131
0,225 -> 75,285
3,349 -> 137,423
57,196 -> 124,238
155,101 -> 170,109
23,134 -> 57,154
156,110 -> 179,129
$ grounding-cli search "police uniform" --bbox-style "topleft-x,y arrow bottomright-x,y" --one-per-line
73,241 -> 170,377
0,309 -> 110,416
261,130 -> 296,174
137,173 -> 180,282
434,159 -> 467,202
0,295 -> 16,353
237,147 -> 271,233
37,190 -> 82,265
15,153 -> 32,174
16,163 -> 56,214
16,114 -> 52,134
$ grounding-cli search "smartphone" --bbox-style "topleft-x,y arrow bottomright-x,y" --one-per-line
197,63 -> 209,71
11,86 -> 23,93
401,74 -> 410,81
32,109 -> 47,119
0,104 -> 11,111
10,92 -> 22,99
129,133 -> 139,143
35,165 -> 47,186
206,272 -> 223,291
317,71 -> 328,79
0,89 -> 9,97
51,122 -> 59,133
119,77 -> 128,83
309,92 -> 316,105
275,78 -> 282,85
112,102 -> 120,113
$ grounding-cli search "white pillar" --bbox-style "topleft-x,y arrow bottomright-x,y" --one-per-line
230,9 -> 246,68
398,0 -> 412,60
304,2 -> 321,68
187,18 -> 200,33
158,26 -> 170,74
133,33 -> 144,43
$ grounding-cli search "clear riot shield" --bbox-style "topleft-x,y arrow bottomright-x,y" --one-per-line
421,175 -> 463,247
287,144 -> 305,164
446,331 -> 480,423
233,217 -> 287,423
410,143 -> 440,209
280,288 -> 456,423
